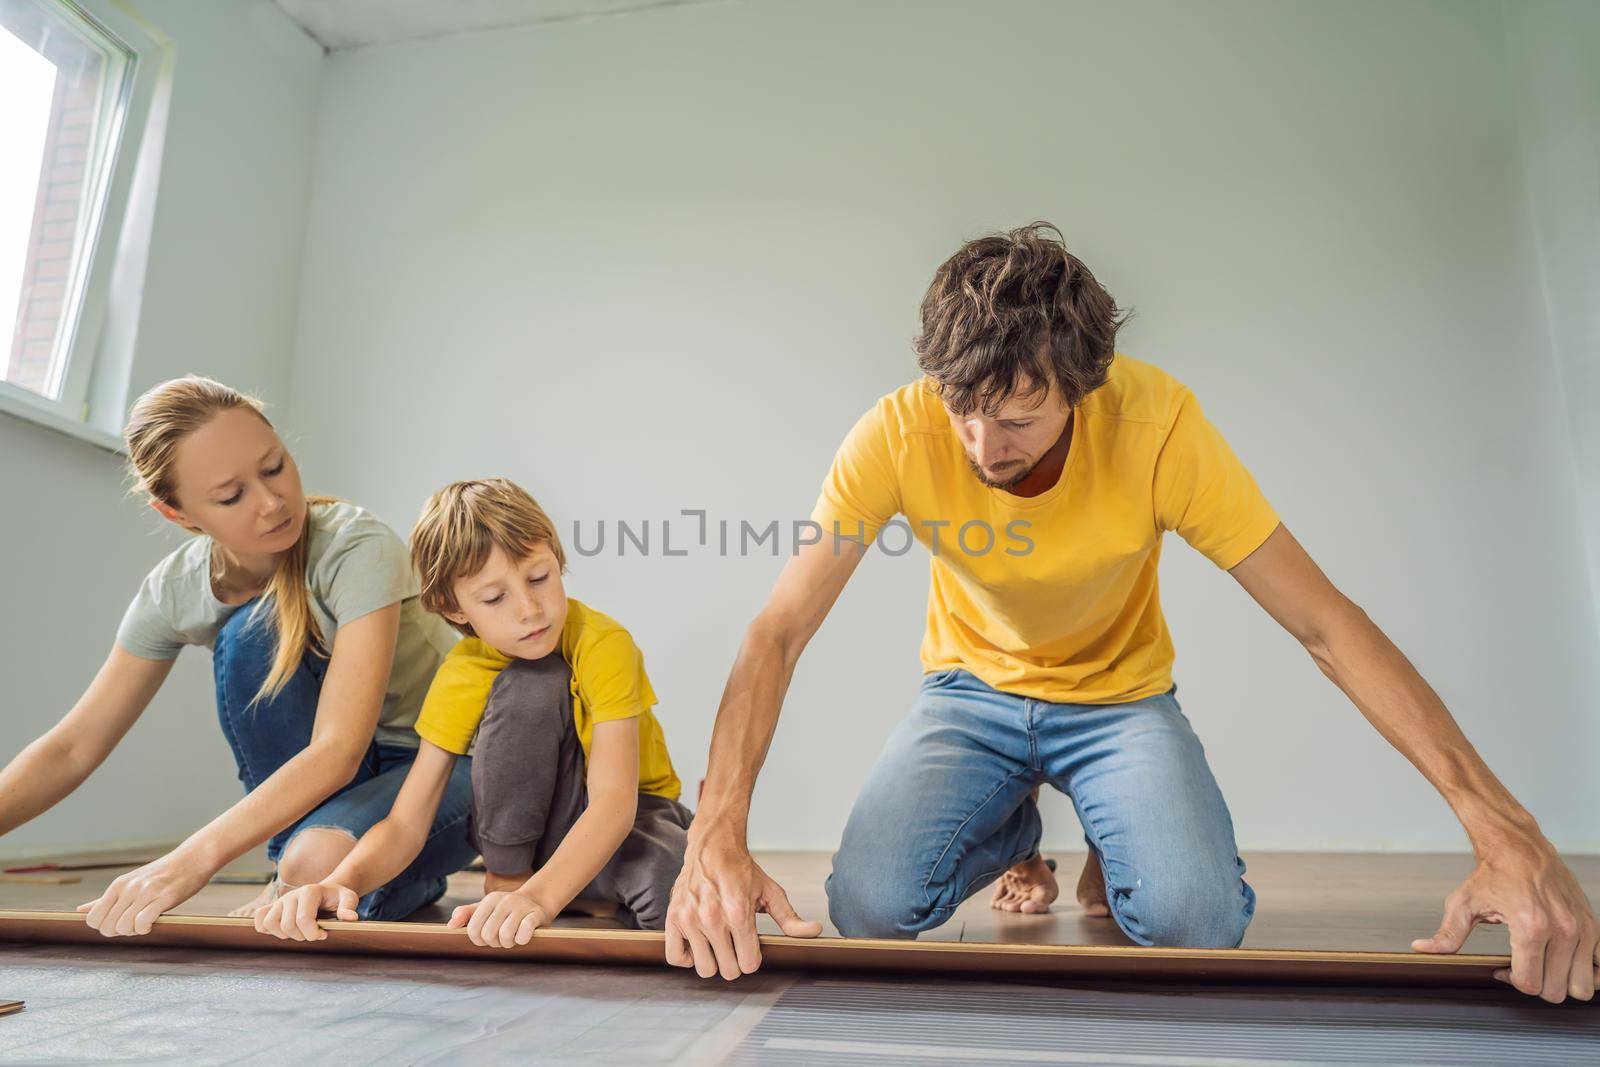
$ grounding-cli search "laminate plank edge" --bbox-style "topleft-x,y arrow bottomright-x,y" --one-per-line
0,911 -> 1510,987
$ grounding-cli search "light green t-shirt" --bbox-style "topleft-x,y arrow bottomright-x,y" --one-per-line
115,500 -> 457,747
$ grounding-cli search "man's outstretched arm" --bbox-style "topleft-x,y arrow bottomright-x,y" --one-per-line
1229,523 -> 1596,1004
665,534 -> 867,980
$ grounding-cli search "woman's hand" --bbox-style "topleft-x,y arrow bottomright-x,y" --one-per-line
252,882 -> 361,941
449,891 -> 550,948
76,849 -> 214,937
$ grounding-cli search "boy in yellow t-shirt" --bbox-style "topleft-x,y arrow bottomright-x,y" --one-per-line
253,478 -> 688,945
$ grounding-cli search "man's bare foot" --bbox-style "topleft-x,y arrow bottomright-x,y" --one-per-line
1075,851 -> 1111,918
227,878 -> 281,917
991,855 -> 1060,913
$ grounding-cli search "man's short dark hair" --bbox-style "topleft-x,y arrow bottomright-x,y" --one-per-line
915,221 -> 1129,416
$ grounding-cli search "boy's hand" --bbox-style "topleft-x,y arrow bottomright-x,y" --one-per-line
253,882 -> 360,941
450,891 -> 550,948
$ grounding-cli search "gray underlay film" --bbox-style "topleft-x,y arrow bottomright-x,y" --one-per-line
1,946 -> 1594,1065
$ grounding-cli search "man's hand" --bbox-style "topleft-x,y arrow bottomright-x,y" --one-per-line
1412,834 -> 1597,1003
76,848 -> 213,937
1229,526 -> 1596,1002
448,891 -> 550,948
665,824 -> 822,980
253,882 -> 360,941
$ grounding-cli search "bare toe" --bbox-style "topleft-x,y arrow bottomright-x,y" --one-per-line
226,879 -> 281,917
1075,853 -> 1111,917
1020,884 -> 1054,914
993,856 -> 1059,915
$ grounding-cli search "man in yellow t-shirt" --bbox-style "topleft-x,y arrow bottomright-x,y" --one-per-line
665,224 -> 1598,1004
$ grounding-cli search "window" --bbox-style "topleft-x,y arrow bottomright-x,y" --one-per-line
0,0 -> 170,449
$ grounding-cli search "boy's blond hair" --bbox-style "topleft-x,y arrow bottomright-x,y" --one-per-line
411,478 -> 567,634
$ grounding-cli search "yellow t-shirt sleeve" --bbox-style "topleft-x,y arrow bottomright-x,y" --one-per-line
412,640 -> 506,755
1153,389 -> 1280,570
579,629 -> 659,724
808,399 -> 903,545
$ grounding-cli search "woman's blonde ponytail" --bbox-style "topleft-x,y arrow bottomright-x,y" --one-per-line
237,493 -> 342,703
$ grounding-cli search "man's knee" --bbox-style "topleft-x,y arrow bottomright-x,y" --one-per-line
1118,868 -> 1254,948
276,827 -> 357,887
825,848 -> 940,939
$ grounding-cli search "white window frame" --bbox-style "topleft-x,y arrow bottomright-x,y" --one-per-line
0,0 -> 172,452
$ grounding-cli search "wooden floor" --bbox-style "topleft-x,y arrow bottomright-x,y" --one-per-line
6,848 -> 1593,1064
768,850 -> 1600,953
4,848 -> 1596,955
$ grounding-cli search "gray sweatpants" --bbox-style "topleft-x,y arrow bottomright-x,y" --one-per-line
466,654 -> 692,930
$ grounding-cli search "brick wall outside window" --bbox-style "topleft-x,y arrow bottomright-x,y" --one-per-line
6,66 -> 99,398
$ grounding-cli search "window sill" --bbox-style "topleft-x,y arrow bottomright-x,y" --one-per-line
0,384 -> 123,453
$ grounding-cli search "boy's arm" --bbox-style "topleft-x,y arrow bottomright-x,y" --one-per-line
253,740 -> 458,941
452,717 -> 640,946
518,716 -> 639,915
324,740 -> 459,895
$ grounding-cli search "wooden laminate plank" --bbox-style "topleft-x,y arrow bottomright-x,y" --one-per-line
4,852 -> 1594,956
0,911 -> 1512,987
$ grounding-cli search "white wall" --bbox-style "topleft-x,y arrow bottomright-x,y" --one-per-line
0,0 -> 322,854
7,0 -> 1593,859
1505,0 -> 1600,638
287,0 -> 1598,853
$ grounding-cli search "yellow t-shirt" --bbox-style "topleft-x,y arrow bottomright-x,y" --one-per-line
413,598 -> 681,800
810,354 -> 1281,705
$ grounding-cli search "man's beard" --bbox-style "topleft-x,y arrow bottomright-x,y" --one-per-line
966,455 -> 1033,490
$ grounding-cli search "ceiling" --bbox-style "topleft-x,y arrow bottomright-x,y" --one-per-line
272,0 -> 718,51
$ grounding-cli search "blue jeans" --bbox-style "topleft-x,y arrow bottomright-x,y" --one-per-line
826,669 -> 1256,947
212,602 -> 477,920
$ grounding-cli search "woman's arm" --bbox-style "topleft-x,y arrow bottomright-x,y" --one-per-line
0,647 -> 174,836
452,716 -> 641,948
80,603 -> 402,936
253,740 -> 459,941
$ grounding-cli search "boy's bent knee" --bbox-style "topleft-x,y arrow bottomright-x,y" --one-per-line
470,657 -> 583,855
482,657 -> 573,723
